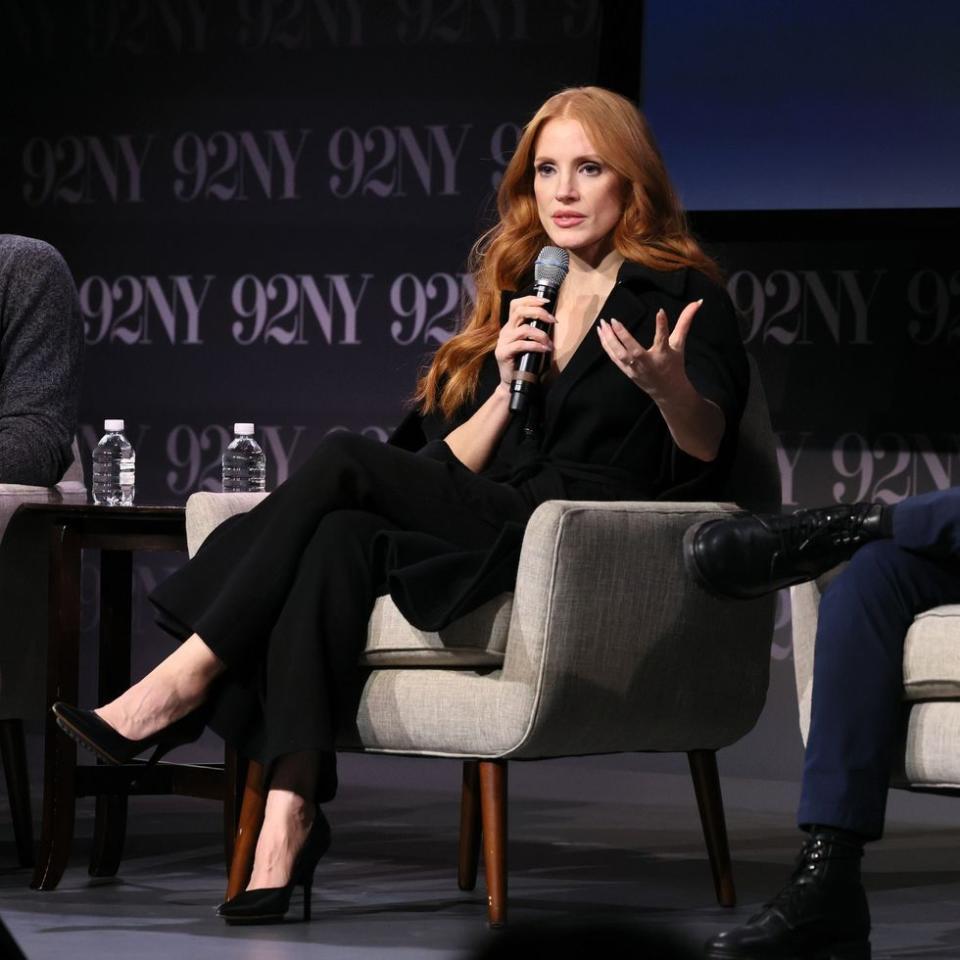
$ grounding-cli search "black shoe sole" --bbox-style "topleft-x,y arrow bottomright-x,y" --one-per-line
221,913 -> 289,926
53,709 -> 125,765
704,938 -> 872,959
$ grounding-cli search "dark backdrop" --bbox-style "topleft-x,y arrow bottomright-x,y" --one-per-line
2,0 -> 613,496
2,0 -> 959,780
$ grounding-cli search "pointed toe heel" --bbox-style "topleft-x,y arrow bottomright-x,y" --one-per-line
51,701 -> 206,767
217,811 -> 330,925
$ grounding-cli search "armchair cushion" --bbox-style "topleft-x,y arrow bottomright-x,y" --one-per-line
360,592 -> 511,668
903,605 -> 960,700
901,702 -> 960,788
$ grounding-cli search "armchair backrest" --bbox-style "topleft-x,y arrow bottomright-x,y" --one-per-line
721,355 -> 780,513
55,437 -> 86,493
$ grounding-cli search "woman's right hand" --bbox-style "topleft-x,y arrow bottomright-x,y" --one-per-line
494,295 -> 555,387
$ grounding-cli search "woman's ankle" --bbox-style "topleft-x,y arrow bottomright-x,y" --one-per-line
247,796 -> 314,890
95,680 -> 196,740
95,634 -> 221,740
263,788 -> 314,829
269,750 -> 321,803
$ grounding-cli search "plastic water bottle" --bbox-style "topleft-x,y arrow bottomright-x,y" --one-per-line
92,419 -> 136,506
221,423 -> 266,492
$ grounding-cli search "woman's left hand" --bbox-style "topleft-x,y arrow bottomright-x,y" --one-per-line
597,299 -> 703,401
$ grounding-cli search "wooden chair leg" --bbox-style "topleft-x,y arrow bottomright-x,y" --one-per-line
478,759 -> 507,927
89,549 -> 132,878
224,759 -> 266,900
89,793 -> 127,877
688,749 -> 736,907
0,719 -> 34,868
223,747 -> 247,873
458,760 -> 481,891
32,525 -> 81,891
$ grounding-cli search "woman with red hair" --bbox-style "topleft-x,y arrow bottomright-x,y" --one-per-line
54,86 -> 748,923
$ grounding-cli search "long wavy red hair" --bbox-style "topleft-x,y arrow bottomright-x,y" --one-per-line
414,86 -> 720,418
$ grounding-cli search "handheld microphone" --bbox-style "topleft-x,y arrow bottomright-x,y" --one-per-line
509,245 -> 569,414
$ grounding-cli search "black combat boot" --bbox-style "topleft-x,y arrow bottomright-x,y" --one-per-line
684,503 -> 886,600
704,829 -> 871,959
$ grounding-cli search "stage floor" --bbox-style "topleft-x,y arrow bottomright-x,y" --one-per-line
2,748 -> 959,959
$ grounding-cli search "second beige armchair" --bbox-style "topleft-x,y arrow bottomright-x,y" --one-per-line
793,573 -> 960,795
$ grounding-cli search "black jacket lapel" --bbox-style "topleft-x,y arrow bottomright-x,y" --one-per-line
541,280 -> 653,444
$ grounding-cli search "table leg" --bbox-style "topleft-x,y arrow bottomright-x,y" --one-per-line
89,550 -> 132,877
223,748 -> 247,872
0,719 -> 34,867
31,525 -> 80,891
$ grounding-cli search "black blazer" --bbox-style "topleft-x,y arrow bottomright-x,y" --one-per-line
394,261 -> 749,507
382,262 -> 750,630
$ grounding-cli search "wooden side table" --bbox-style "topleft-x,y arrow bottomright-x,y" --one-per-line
11,503 -> 243,891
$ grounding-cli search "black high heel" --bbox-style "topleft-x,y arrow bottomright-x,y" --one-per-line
51,701 -> 207,768
217,810 -> 331,925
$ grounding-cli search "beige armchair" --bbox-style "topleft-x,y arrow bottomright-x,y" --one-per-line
185,359 -> 779,926
793,573 -> 960,791
0,441 -> 87,867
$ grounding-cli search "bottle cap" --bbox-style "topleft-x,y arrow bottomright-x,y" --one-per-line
234,422 -> 255,435
104,419 -> 125,431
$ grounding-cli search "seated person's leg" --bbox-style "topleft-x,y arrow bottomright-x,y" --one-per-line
888,486 -> 960,558
706,539 -> 960,959
684,502 -> 887,599
686,487 -> 960,600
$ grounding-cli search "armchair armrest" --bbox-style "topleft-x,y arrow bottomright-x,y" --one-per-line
790,563 -> 848,745
501,500 -> 777,759
790,580 -> 820,745
185,491 -> 269,557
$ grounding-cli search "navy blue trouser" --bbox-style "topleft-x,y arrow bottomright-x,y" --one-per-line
798,487 -> 960,839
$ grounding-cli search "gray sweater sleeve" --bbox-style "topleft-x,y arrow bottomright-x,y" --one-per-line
0,235 -> 83,485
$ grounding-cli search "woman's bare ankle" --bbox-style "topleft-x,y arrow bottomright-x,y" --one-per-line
247,792 -> 314,891
94,633 -> 223,741
95,681 -> 196,741
246,754 -> 321,893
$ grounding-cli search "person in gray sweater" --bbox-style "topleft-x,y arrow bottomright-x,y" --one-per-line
0,234 -> 82,485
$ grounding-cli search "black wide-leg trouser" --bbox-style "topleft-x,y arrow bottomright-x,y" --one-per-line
150,432 -> 532,792
799,487 -> 960,839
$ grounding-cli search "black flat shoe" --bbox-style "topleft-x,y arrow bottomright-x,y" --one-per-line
51,701 -> 206,767
217,810 -> 331,925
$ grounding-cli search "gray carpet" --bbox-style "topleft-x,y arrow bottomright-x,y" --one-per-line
2,748 -> 960,959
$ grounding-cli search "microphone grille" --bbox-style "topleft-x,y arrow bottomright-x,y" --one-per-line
534,246 -> 569,288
